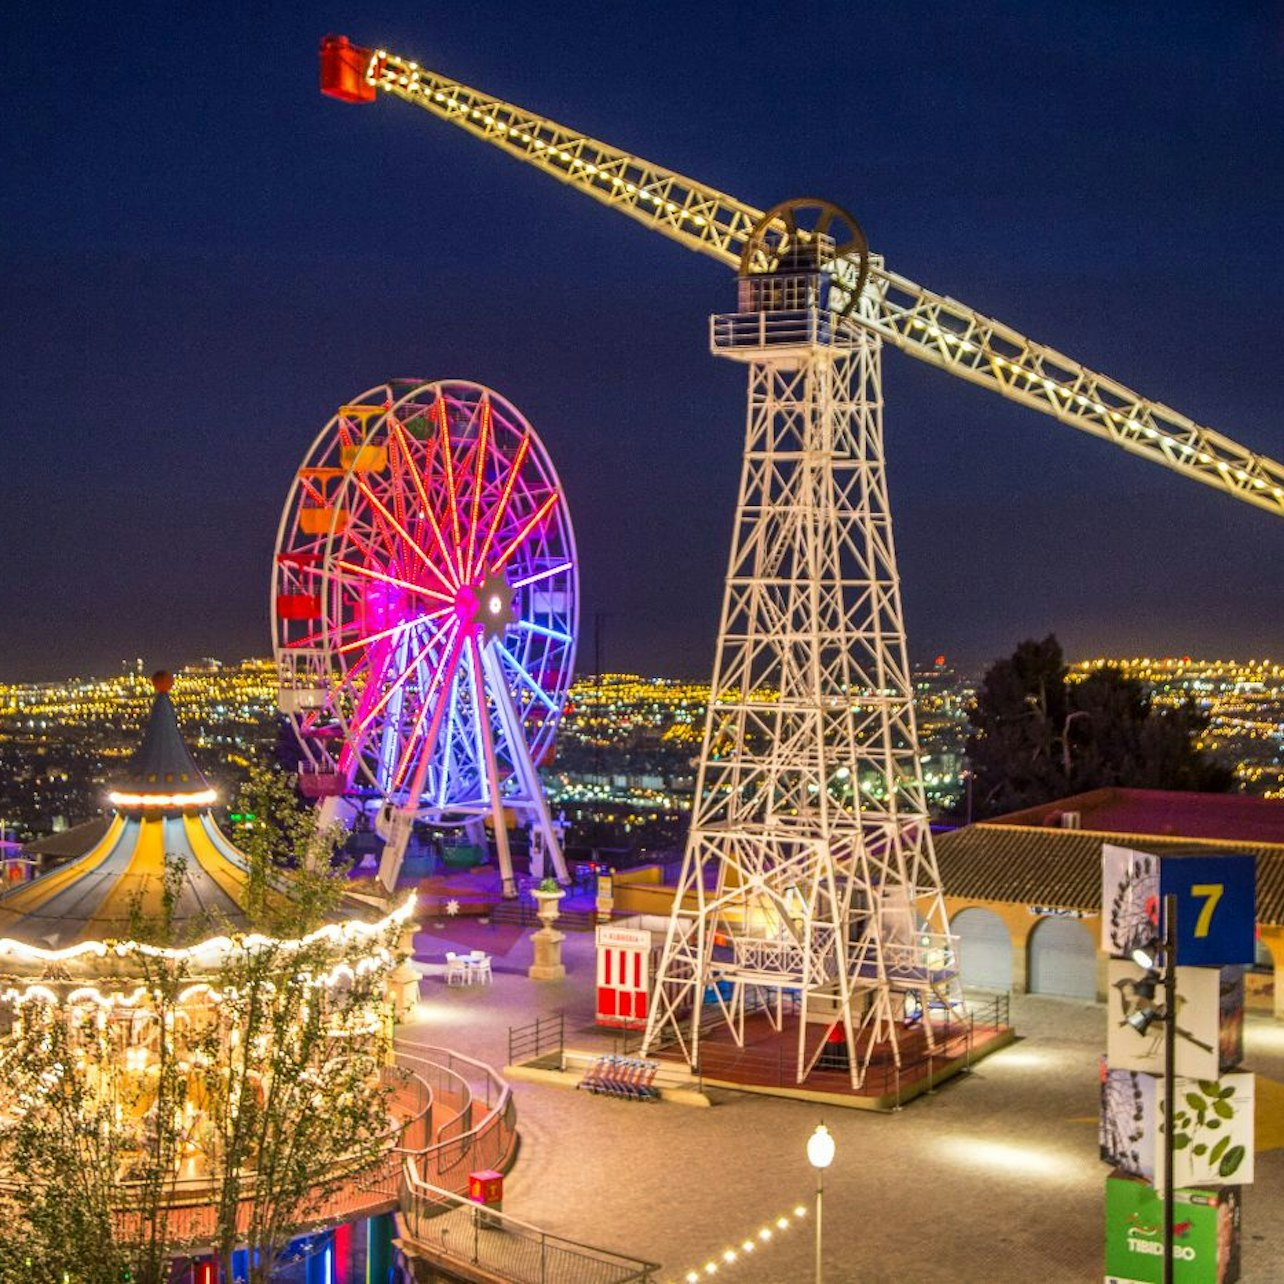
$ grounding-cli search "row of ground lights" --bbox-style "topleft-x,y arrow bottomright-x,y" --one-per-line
673,1122 -> 836,1284
675,1203 -> 810,1282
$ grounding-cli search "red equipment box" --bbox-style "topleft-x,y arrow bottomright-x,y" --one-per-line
596,925 -> 654,1028
467,1169 -> 503,1210
320,35 -> 377,104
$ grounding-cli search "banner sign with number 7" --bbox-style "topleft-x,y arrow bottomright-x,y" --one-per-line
1160,854 -> 1256,966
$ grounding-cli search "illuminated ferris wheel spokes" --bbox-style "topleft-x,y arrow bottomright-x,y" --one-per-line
273,379 -> 577,896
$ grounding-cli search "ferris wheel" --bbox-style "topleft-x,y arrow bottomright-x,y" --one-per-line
273,378 -> 577,894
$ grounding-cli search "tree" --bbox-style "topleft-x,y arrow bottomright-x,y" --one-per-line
0,1004 -> 134,1284
198,924 -> 397,1284
963,635 -> 1069,817
232,763 -> 352,927
964,638 -> 1234,819
204,764 -> 399,1284
0,857 -> 192,1284
1065,666 -> 1234,795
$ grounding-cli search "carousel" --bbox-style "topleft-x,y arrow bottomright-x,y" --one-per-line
0,672 -> 420,1258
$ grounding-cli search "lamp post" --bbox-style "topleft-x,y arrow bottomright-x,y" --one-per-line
1130,894 -> 1179,1284
1060,709 -> 1091,779
807,1123 -> 835,1284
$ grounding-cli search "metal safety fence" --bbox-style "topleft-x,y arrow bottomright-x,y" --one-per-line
491,899 -> 598,932
395,1039 -> 519,1190
401,1166 -> 660,1284
507,1012 -> 566,1067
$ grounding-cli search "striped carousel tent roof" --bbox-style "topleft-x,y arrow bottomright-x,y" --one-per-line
1,673 -> 281,949
0,811 -> 257,948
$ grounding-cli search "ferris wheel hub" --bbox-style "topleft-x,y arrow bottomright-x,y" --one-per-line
477,570 -> 517,642
453,583 -> 480,622
451,570 -> 516,643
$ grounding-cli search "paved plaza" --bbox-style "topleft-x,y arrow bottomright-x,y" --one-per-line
398,916 -> 1284,1283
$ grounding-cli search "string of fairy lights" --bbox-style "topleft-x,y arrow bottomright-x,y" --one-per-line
0,893 -> 416,1009
0,890 -> 414,966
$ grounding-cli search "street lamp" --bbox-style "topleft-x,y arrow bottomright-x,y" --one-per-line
1160,894 -> 1178,1284
807,1123 -> 835,1284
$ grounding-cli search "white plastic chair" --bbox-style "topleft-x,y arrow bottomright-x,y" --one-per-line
468,953 -> 492,985
445,953 -> 469,987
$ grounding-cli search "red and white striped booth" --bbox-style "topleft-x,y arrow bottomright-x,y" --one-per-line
595,924 -> 654,1028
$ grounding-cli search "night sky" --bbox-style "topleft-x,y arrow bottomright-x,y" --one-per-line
3,3 -> 1282,681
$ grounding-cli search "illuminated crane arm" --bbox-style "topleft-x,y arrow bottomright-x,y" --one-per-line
368,47 -> 753,266
339,40 -> 1284,518
862,267 -> 1284,517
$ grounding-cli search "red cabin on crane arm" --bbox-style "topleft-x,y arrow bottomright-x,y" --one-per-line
320,35 -> 377,104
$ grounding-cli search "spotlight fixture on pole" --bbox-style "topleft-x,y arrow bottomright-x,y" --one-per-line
807,1123 -> 835,1284
1112,959 -> 1212,1056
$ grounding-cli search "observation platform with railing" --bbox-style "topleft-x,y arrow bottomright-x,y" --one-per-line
710,267 -> 862,359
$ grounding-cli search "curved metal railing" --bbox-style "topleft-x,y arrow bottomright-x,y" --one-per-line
394,1039 -> 518,1187
400,1165 -> 660,1284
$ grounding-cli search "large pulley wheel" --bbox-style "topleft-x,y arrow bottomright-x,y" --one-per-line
740,197 -> 870,318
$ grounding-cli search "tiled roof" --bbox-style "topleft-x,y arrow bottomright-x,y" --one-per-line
987,788 -> 1284,845
935,824 -> 1284,925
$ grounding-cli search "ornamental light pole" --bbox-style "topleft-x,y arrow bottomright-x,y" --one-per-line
807,1123 -> 836,1284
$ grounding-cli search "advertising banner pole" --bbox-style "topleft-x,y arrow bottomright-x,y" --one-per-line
1163,891 -> 1178,1284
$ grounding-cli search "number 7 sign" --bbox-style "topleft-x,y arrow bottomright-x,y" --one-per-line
1161,854 -> 1256,966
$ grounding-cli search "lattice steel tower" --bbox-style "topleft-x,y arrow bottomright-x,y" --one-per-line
640,206 -> 954,1086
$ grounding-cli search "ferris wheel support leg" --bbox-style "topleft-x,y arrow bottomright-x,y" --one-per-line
491,813 -> 516,900
375,804 -> 416,894
480,642 -> 570,886
469,636 -> 518,899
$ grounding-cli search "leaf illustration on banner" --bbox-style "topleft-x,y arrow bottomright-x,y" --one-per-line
1172,1078 -> 1238,1163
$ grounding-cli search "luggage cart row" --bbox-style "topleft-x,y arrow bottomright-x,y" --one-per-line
577,1055 -> 661,1101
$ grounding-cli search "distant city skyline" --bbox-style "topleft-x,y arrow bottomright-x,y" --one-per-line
5,646 -> 1284,688
3,5 -> 1282,680
4,654 -> 1282,844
